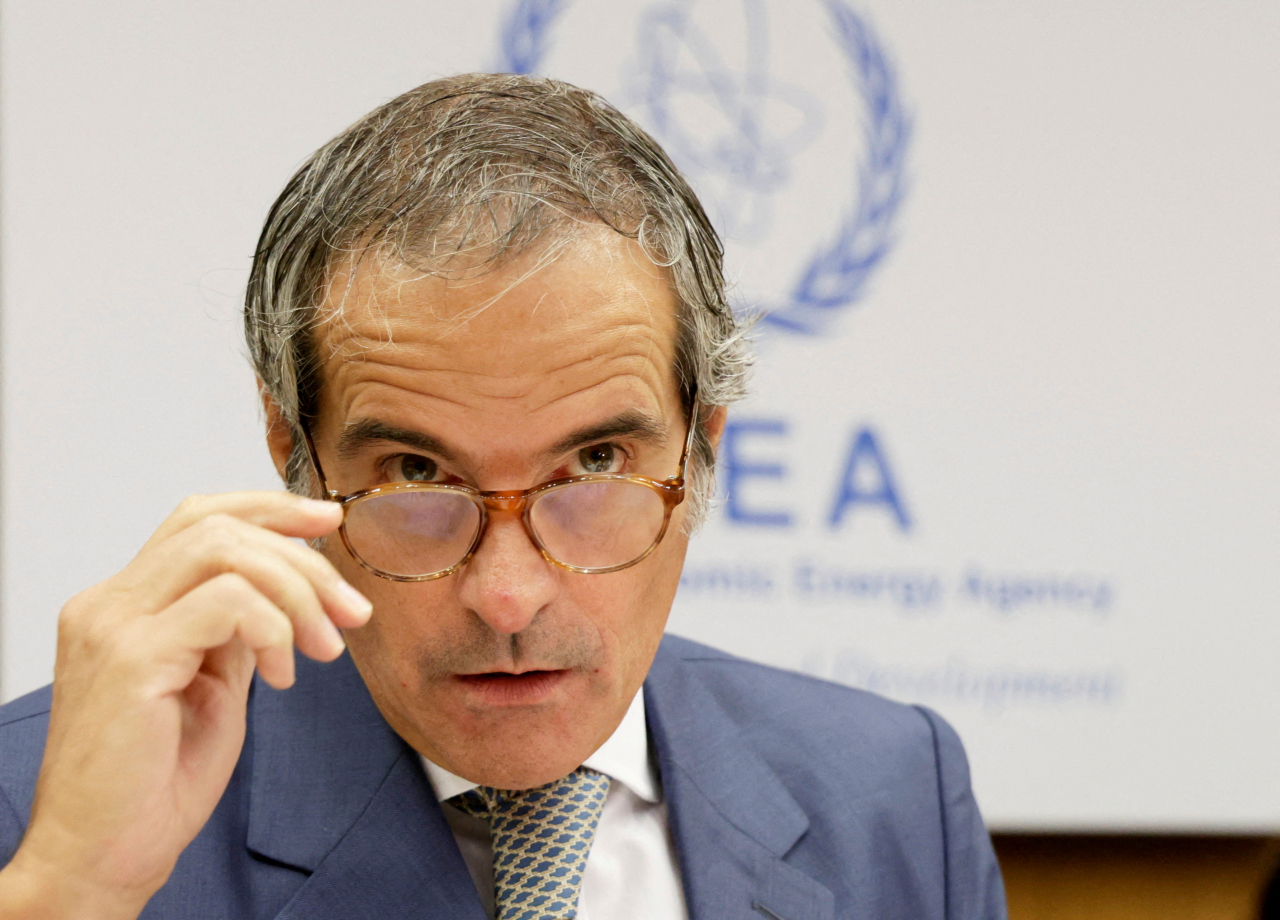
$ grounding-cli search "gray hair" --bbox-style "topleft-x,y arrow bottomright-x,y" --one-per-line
244,72 -> 751,528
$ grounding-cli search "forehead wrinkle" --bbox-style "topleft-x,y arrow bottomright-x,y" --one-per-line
533,323 -> 669,381
329,319 -> 664,370
326,325 -> 671,407
323,244 -> 672,347
325,227 -> 612,345
624,276 -> 670,390
330,299 -> 666,346
516,371 -> 669,418
337,370 -> 670,435
315,227 -> 683,432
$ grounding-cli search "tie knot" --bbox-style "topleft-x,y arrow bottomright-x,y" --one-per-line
449,766 -> 609,823
447,767 -> 611,920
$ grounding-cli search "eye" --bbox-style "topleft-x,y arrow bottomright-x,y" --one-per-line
577,443 -> 621,474
390,454 -> 439,483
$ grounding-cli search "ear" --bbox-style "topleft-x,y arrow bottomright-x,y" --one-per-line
702,405 -> 728,455
259,383 -> 294,484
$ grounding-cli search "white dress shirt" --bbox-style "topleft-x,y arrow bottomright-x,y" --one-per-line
421,691 -> 688,920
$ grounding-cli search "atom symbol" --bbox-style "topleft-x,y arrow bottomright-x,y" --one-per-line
623,0 -> 825,244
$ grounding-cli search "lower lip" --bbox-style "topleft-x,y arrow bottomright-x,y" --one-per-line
452,670 -> 571,706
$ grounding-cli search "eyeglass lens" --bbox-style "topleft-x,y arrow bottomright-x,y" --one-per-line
529,480 -> 666,570
342,478 -> 668,578
344,490 -> 481,579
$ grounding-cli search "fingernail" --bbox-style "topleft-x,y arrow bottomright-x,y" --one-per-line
303,498 -> 339,514
325,621 -> 347,656
337,580 -> 374,618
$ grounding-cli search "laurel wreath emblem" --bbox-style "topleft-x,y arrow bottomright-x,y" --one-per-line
496,0 -> 909,337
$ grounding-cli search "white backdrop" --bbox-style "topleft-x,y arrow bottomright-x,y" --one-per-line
2,0 -> 1278,831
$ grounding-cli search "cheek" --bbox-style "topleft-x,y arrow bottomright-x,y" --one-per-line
325,542 -> 451,656
568,531 -> 688,672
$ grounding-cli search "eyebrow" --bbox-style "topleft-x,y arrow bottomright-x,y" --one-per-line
336,420 -> 461,464
334,410 -> 669,465
543,410 -> 670,459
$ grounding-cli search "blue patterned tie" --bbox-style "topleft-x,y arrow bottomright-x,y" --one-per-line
449,767 -> 611,920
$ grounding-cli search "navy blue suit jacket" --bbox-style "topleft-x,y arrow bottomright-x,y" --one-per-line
0,635 -> 1005,919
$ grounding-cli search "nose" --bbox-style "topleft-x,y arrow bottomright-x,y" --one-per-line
453,509 -> 560,636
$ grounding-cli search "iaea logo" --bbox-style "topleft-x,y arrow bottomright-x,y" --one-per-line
495,0 -> 910,337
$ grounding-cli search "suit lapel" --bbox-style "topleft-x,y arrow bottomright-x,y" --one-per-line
272,751 -> 486,919
245,639 -> 832,919
247,653 -> 486,920
646,639 -> 834,920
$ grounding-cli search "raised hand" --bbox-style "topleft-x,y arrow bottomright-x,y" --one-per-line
0,492 -> 371,920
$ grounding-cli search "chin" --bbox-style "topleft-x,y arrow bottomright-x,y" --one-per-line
447,729 -> 597,790
442,690 -> 611,788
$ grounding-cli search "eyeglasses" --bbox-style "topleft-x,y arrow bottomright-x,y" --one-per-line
301,399 -> 697,582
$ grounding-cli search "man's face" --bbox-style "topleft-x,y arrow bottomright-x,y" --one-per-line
285,226 -> 706,789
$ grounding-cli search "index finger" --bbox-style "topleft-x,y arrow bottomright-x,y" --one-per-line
141,491 -> 343,552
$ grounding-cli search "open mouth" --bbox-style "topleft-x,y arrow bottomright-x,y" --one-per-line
453,669 -> 570,705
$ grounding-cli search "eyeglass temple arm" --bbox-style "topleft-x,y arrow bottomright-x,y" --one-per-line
299,420 -> 337,500
674,387 -> 701,482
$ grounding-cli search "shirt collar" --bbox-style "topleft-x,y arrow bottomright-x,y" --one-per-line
421,689 -> 658,804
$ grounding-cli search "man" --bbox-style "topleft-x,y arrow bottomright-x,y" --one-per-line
0,74 -> 1005,919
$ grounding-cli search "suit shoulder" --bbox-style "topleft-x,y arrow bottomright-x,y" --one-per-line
662,634 -> 927,727
658,634 -> 943,775
0,685 -> 53,728
0,685 -> 53,829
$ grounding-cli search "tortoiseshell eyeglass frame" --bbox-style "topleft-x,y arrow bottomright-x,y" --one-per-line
299,395 -> 700,582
